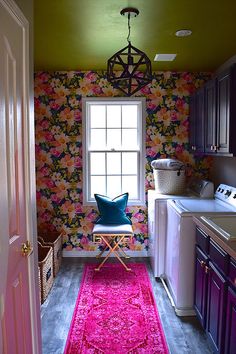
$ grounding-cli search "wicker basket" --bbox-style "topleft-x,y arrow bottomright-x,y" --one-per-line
38,266 -> 41,303
153,169 -> 186,194
38,232 -> 63,277
38,241 -> 54,303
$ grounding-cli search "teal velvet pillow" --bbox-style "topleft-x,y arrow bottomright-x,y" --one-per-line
94,193 -> 131,225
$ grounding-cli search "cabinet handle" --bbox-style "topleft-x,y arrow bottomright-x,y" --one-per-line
214,145 -> 218,152
205,266 -> 211,274
200,260 -> 206,268
210,145 -> 213,151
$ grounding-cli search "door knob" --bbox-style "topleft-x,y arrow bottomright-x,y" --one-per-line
21,240 -> 33,257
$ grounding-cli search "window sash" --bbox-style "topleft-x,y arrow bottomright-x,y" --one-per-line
82,97 -> 145,206
88,151 -> 139,200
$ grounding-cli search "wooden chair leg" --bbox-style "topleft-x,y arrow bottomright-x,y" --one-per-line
117,246 -> 130,259
96,246 -> 108,258
94,233 -> 133,271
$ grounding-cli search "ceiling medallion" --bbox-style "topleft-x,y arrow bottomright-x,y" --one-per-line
107,7 -> 152,96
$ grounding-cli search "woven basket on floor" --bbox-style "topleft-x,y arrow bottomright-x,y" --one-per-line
38,241 -> 54,303
38,266 -> 41,303
38,232 -> 63,277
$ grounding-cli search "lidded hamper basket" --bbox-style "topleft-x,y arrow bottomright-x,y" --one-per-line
153,169 -> 185,194
38,232 -> 62,277
38,241 -> 54,303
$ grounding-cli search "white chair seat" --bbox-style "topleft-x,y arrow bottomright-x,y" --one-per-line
92,224 -> 133,235
92,224 -> 133,271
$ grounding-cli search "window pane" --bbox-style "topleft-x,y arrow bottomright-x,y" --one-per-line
90,176 -> 106,197
122,176 -> 138,199
107,176 -> 121,199
84,99 -> 144,204
122,129 -> 138,149
107,129 -> 121,149
107,152 -> 121,175
90,105 -> 106,127
122,106 -> 138,128
107,105 -> 121,128
90,153 -> 105,175
122,152 -> 137,174
90,129 -> 106,149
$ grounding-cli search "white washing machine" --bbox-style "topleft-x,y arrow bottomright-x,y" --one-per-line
165,184 -> 236,316
148,179 -> 214,278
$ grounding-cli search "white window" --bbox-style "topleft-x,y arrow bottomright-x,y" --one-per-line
82,97 -> 145,205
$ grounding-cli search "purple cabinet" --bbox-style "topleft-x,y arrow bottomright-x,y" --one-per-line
225,286 -> 236,354
195,226 -> 236,354
190,64 -> 236,156
204,79 -> 217,154
189,87 -> 205,153
216,65 -> 236,155
195,246 -> 208,327
206,261 -> 227,354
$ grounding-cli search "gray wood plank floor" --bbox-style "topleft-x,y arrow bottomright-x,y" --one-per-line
41,258 -> 213,354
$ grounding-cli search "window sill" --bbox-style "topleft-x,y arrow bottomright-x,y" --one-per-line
83,199 -> 146,207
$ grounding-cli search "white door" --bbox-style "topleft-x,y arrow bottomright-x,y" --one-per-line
0,1 -> 40,353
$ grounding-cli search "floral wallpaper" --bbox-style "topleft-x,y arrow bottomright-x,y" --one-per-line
34,71 -> 212,253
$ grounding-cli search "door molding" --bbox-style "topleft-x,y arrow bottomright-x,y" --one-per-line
0,0 -> 41,353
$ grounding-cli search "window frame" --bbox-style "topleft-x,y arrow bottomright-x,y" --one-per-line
82,97 -> 146,206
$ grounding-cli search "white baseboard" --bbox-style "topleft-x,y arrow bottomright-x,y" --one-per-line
63,249 -> 148,258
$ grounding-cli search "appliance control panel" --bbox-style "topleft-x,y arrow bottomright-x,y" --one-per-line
189,179 -> 214,198
215,184 -> 236,207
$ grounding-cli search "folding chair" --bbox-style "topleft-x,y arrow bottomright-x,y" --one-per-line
92,224 -> 133,271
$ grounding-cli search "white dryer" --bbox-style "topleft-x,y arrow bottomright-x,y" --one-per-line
165,184 -> 236,316
148,179 -> 214,278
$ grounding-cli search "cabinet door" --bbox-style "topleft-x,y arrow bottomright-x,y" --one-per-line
194,246 -> 208,328
217,65 -> 236,155
206,261 -> 227,354
189,88 -> 205,153
217,69 -> 230,154
205,79 -> 217,153
225,286 -> 236,354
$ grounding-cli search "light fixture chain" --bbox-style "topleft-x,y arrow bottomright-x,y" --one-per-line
107,7 -> 152,96
127,13 -> 131,44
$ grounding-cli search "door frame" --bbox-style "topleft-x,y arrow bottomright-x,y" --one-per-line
0,0 -> 41,353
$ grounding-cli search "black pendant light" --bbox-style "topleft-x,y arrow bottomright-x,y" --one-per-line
107,8 -> 152,96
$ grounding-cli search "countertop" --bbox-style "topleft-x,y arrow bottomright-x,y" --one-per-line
193,216 -> 236,260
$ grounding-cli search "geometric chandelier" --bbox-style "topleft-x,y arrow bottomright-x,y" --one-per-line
107,8 -> 152,96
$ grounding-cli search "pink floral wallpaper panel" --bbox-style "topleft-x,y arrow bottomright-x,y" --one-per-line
34,71 -> 212,252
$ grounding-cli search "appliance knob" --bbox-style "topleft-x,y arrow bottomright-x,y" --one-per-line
225,190 -> 231,197
233,194 -> 236,199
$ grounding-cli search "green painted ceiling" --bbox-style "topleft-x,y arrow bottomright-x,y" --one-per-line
34,0 -> 236,72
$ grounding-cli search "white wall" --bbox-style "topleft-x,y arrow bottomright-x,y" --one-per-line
210,156 -> 236,188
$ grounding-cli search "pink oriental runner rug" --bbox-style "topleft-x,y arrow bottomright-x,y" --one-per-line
64,263 -> 169,353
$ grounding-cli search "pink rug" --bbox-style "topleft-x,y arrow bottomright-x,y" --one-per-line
64,263 -> 169,353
